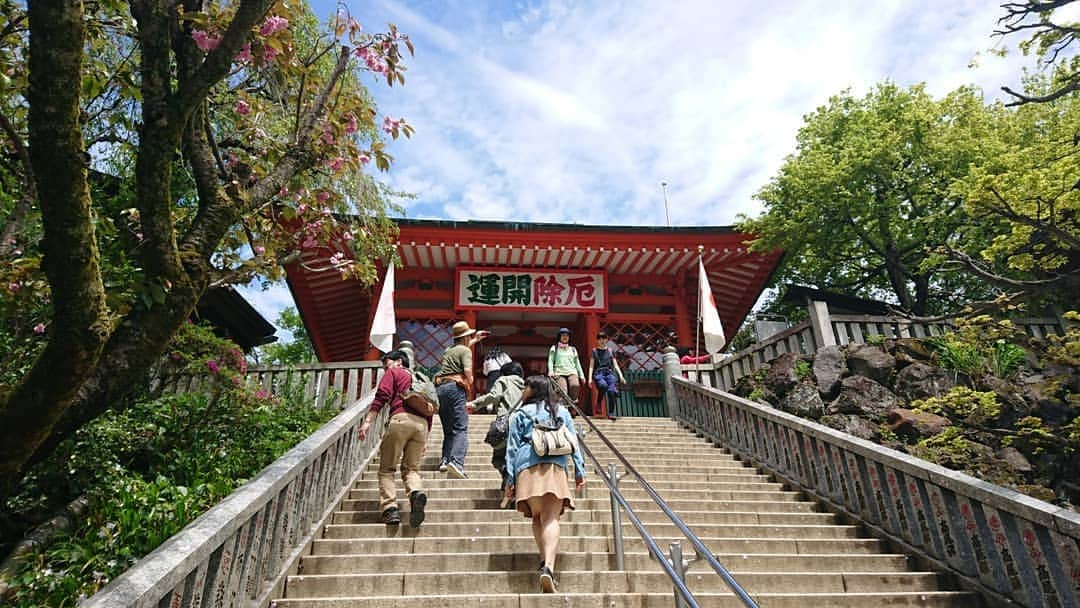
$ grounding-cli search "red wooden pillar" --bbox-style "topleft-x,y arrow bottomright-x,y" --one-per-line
584,313 -> 600,417
674,270 -> 692,349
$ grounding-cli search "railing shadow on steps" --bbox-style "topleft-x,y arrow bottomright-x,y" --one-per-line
665,366 -> 1080,608
81,393 -> 389,608
551,381 -> 759,608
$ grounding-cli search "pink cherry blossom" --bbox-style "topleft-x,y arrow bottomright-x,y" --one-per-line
191,30 -> 221,52
6,282 -> 18,293
297,203 -> 308,214
316,191 -> 331,202
206,359 -> 220,374
329,252 -> 345,264
342,231 -> 354,241
225,153 -> 239,168
254,245 -> 266,255
259,16 -> 290,37
382,116 -> 402,134
321,130 -> 334,145
235,100 -> 251,116
278,186 -> 289,197
321,208 -> 332,217
235,43 -> 252,63
357,153 -> 371,165
264,46 -> 279,63
345,114 -> 358,134
302,237 -> 317,248
33,322 -> 46,334
328,156 -> 345,172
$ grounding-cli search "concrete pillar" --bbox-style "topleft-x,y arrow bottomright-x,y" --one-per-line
807,299 -> 836,348
662,346 -> 682,420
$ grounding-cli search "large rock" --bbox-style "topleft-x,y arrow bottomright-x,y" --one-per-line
779,382 -> 825,420
812,346 -> 845,400
996,447 -> 1033,473
820,414 -> 880,441
894,362 -> 955,402
828,375 -> 900,421
763,352 -> 800,398
846,344 -> 896,385
891,338 -> 934,362
887,407 -> 951,440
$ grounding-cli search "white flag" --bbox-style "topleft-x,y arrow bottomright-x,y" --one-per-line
698,258 -> 726,354
369,263 -> 396,353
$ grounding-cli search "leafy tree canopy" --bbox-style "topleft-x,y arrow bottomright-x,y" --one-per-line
0,0 -> 414,500
256,306 -> 316,365
740,83 -> 1001,315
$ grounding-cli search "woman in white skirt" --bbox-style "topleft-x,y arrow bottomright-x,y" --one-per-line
506,375 -> 586,593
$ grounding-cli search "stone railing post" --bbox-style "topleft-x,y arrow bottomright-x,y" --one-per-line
662,346 -> 681,420
806,299 -> 836,348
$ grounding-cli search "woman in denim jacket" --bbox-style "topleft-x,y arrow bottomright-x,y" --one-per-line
506,375 -> 586,593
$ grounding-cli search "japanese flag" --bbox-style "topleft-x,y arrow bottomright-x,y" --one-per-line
369,262 -> 396,353
698,258 -> 726,354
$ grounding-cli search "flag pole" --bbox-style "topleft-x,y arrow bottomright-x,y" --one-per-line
695,244 -> 703,372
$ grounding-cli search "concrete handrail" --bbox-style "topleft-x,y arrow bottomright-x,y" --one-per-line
668,371 -> 1080,608
82,393 -> 387,608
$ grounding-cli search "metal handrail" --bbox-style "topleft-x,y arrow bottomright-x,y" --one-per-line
551,381 -> 759,608
577,431 -> 701,608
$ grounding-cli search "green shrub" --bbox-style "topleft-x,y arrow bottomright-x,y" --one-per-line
913,387 -> 1001,425
6,384 -> 336,607
748,388 -> 765,402
794,359 -> 812,380
913,427 -> 975,468
989,339 -> 1026,379
866,333 -> 886,346
929,335 -> 984,377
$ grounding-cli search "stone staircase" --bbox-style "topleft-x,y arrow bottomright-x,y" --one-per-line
273,415 -> 981,607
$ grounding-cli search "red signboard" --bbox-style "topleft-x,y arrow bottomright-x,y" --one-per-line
455,267 -> 608,312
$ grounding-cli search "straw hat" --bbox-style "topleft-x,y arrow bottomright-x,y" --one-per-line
451,321 -> 477,339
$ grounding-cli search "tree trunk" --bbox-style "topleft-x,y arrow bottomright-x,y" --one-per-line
0,0 -> 109,499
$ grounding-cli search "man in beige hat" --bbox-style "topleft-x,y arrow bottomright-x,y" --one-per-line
433,320 -> 488,478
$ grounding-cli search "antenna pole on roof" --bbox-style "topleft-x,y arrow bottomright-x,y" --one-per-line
661,181 -> 671,228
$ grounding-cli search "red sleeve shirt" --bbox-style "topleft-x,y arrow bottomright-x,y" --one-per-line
369,367 -> 432,429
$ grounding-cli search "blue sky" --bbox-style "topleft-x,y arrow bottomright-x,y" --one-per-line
241,0 -> 1044,341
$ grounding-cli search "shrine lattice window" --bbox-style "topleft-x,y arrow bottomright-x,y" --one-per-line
396,319 -> 453,373
599,322 -> 677,371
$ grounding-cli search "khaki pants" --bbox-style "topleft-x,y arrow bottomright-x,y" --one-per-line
554,374 -> 580,401
378,412 -> 428,512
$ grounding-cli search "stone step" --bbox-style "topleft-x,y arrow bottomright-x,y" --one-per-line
346,487 -> 805,502
330,509 -> 835,526
321,521 -> 859,540
271,591 -> 978,607
371,460 -> 753,473
283,570 -> 948,597
338,497 -> 817,513
352,478 -> 786,491
310,536 -> 889,556
363,471 -> 770,483
298,551 -> 913,575
371,453 -> 744,466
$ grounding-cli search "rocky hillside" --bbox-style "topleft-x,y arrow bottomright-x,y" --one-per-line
729,320 -> 1079,509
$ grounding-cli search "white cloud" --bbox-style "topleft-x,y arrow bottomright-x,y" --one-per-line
355,0 -> 1026,230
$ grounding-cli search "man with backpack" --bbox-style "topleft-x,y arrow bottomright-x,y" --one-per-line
358,350 -> 432,527
469,361 -> 525,508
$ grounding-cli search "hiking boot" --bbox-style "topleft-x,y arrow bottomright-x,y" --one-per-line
538,565 -> 557,593
447,461 -> 468,479
381,507 -> 401,525
409,490 -> 427,527
437,460 -> 448,473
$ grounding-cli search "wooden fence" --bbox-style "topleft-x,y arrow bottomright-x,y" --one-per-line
683,300 -> 1070,392
159,361 -> 384,410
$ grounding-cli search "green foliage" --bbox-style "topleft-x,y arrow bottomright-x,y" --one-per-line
989,339 -> 1027,379
928,316 -> 1033,380
256,306 -> 316,365
748,388 -> 765,402
740,83 -> 1000,315
913,426 -> 976,468
1003,416 -> 1060,455
913,387 -> 1002,425
6,388 -> 334,607
794,359 -> 812,380
865,333 -> 886,346
1044,311 -> 1080,367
